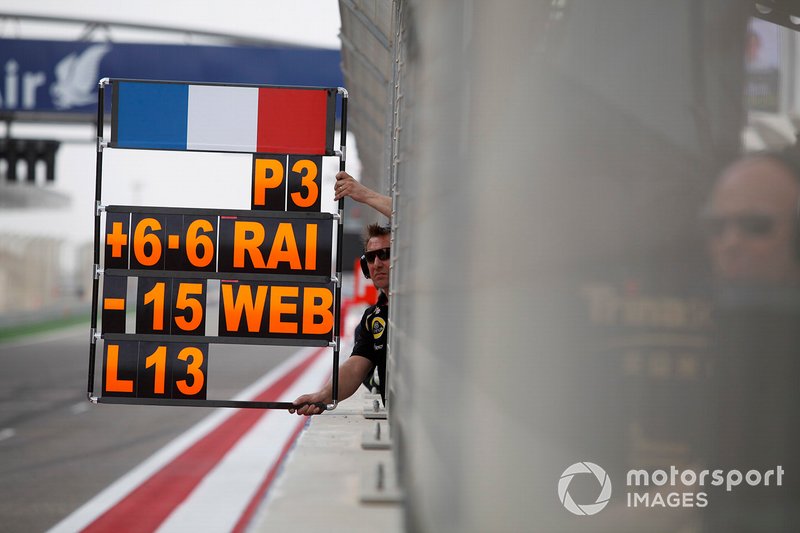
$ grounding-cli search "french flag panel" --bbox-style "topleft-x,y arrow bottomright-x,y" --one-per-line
188,85 -> 259,152
112,80 -> 334,155
257,87 -> 331,154
113,82 -> 189,150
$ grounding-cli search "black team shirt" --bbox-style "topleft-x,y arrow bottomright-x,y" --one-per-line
351,291 -> 388,401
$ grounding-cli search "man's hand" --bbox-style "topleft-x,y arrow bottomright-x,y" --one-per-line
289,392 -> 329,416
333,171 -> 370,202
289,356 -> 374,415
333,171 -> 392,218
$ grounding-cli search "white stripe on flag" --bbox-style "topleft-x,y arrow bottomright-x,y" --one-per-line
187,85 -> 258,152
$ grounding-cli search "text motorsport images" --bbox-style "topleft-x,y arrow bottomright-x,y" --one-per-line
557,461 -> 785,516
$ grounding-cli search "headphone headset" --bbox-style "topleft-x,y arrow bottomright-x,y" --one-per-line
360,254 -> 371,279
360,225 -> 391,279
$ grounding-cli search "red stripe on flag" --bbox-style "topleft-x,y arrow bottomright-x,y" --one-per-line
256,88 -> 328,155
82,348 -> 324,533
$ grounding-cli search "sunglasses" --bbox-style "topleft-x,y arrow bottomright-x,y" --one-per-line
701,213 -> 776,238
364,247 -> 390,263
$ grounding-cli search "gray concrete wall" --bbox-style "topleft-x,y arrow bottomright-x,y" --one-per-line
383,1 -> 761,532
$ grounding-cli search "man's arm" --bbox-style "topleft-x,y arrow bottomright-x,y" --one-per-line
333,171 -> 392,218
289,355 -> 374,415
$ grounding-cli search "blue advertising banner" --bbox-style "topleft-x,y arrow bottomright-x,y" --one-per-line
0,38 -> 342,119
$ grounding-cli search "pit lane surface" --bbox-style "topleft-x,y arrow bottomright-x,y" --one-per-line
0,324 -> 322,532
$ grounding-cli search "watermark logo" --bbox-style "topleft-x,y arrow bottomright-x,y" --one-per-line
558,462 -> 612,516
625,465 -> 783,509
558,462 -> 784,514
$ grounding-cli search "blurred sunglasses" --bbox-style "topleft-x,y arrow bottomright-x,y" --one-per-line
701,213 -> 776,238
364,247 -> 391,263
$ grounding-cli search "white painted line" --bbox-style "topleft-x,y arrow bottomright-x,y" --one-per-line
47,347 -> 319,533
156,352 -> 330,532
70,402 -> 91,415
0,428 -> 16,442
0,323 -> 87,350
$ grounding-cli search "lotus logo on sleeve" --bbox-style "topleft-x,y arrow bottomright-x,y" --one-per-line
370,317 -> 385,340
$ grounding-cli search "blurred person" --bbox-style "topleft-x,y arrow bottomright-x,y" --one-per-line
703,151 -> 800,286
333,171 -> 392,218
745,28 -> 763,71
704,149 -> 800,532
290,223 -> 390,416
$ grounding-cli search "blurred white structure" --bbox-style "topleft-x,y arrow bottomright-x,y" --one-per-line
0,233 -> 62,314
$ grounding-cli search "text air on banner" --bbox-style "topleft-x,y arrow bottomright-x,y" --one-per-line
89,78 -> 347,410
110,80 -> 336,155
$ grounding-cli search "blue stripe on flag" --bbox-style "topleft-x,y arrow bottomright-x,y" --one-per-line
116,82 -> 188,150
